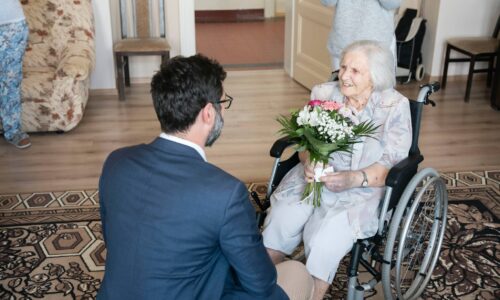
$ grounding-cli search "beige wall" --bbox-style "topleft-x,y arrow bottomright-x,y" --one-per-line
276,0 -> 286,15
416,0 -> 500,78
425,0 -> 500,77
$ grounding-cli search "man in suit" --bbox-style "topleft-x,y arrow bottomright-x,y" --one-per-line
97,54 -> 313,300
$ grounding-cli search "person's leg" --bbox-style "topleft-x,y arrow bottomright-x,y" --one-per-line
263,165 -> 315,264
263,199 -> 313,264
303,211 -> 356,300
276,260 -> 314,300
332,56 -> 340,74
390,34 -> 397,70
0,20 -> 30,148
311,278 -> 329,300
267,248 -> 286,265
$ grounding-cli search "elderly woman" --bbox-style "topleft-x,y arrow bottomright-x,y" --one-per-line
262,40 -> 412,300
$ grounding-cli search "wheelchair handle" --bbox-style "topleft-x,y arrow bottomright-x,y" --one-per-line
417,81 -> 440,106
270,136 -> 296,158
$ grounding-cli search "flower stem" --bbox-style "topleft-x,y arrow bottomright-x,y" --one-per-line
302,182 -> 323,207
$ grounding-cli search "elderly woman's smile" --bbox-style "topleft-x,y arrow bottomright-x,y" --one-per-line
339,50 -> 374,106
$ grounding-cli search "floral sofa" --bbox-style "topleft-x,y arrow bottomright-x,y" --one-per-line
20,0 -> 95,132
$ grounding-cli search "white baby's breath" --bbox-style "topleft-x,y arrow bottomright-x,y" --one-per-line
297,106 -> 355,143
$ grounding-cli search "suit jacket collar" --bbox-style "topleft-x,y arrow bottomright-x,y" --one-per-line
159,133 -> 207,161
149,137 -> 206,162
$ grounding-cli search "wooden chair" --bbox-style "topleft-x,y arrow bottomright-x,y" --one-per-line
114,0 -> 170,101
441,15 -> 500,102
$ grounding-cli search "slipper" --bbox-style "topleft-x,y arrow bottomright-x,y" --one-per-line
7,132 -> 31,149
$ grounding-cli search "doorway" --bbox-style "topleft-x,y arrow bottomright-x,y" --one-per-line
194,0 -> 286,69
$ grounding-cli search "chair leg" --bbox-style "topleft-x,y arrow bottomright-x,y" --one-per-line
487,57 -> 494,88
115,54 -> 126,101
441,44 -> 451,89
465,57 -> 476,102
124,56 -> 131,87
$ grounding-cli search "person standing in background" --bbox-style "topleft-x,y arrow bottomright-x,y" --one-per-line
0,0 -> 31,149
321,0 -> 401,74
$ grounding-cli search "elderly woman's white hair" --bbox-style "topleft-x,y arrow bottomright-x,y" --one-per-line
340,40 -> 396,91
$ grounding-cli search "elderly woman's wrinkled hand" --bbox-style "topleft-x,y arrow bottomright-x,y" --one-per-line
303,160 -> 329,183
303,161 -> 316,183
320,171 -> 357,193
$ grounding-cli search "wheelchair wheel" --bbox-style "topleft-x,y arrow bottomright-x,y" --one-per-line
382,168 -> 448,300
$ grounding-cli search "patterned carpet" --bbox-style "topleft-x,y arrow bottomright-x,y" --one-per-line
1,171 -> 499,299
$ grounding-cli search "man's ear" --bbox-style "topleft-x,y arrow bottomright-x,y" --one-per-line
200,102 -> 215,125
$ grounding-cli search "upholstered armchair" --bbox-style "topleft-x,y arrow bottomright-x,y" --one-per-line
20,0 -> 95,132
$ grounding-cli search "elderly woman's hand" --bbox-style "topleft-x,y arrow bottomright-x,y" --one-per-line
299,151 -> 317,182
303,159 -> 322,182
321,164 -> 390,192
320,171 -> 360,193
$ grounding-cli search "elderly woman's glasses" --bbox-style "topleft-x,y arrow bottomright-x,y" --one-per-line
216,94 -> 233,109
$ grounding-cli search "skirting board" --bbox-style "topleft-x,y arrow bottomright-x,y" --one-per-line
89,77 -> 151,96
89,88 -> 118,96
435,73 -> 489,82
195,9 -> 264,23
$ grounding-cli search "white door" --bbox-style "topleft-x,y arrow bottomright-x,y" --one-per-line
292,0 -> 333,89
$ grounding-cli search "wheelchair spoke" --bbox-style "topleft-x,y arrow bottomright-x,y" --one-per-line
382,171 -> 448,300
394,177 -> 442,298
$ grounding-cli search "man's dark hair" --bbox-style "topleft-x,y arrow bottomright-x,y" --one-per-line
150,54 -> 227,133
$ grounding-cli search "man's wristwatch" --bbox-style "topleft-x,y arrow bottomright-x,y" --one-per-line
360,170 -> 368,187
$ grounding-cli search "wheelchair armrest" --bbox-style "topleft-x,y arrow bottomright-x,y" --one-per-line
384,153 -> 424,212
270,136 -> 297,158
385,153 -> 424,188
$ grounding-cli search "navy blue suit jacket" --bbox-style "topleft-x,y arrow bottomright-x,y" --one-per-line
97,138 -> 288,300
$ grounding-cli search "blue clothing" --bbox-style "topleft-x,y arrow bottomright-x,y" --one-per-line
98,137 -> 288,300
0,19 -> 28,141
0,0 -> 25,25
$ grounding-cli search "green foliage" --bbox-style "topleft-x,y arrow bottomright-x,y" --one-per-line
276,104 -> 379,207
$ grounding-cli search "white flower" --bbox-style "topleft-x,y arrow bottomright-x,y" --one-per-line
297,106 -> 310,125
308,109 -> 320,127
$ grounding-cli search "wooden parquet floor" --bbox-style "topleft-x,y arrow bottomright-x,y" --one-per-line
0,70 -> 499,193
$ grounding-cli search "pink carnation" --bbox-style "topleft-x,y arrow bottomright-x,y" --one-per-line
320,101 -> 343,111
308,100 -> 324,107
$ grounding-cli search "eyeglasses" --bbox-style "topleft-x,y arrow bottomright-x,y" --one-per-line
216,94 -> 233,109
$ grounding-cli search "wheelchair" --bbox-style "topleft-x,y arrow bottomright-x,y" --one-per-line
252,82 -> 448,300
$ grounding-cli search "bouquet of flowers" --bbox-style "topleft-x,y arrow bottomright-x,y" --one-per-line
277,98 -> 378,207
